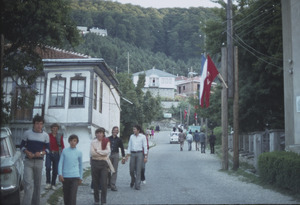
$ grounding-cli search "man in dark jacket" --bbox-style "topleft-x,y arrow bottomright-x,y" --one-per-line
194,130 -> 200,151
108,126 -> 125,191
209,131 -> 217,154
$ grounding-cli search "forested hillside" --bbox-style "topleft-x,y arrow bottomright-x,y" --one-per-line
68,0 -> 219,75
67,0 -> 284,133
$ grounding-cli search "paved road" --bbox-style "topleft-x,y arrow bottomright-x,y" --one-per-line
32,131 -> 298,205
73,131 -> 298,205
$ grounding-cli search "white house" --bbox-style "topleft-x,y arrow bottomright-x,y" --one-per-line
132,67 -> 176,99
2,47 -> 120,162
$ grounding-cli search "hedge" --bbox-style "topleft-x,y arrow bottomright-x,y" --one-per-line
258,151 -> 300,193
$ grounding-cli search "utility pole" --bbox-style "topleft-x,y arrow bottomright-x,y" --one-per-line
127,52 -> 130,74
227,0 -> 234,98
233,46 -> 239,170
221,47 -> 228,170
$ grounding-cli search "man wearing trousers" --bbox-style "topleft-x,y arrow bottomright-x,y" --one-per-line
20,114 -> 50,205
126,125 -> 148,190
108,126 -> 126,191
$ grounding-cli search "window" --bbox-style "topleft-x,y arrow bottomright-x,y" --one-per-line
183,86 -> 185,91
50,76 -> 66,107
149,77 -> 159,87
178,86 -> 181,94
70,77 -> 85,107
93,79 -> 97,110
99,81 -> 103,113
34,77 -> 44,107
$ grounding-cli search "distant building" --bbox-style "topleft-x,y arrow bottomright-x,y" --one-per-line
77,26 -> 88,35
176,75 -> 200,98
89,27 -> 108,36
132,67 -> 176,99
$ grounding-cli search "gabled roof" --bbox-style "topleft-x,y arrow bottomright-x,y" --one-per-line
132,68 -> 175,78
36,46 -> 90,59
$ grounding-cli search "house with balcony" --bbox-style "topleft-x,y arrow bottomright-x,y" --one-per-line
2,47 -> 120,162
132,67 -> 176,99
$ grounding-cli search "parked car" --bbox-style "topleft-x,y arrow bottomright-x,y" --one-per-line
169,132 -> 180,144
0,127 -> 24,205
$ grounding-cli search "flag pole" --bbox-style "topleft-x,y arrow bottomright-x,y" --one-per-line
218,73 -> 228,88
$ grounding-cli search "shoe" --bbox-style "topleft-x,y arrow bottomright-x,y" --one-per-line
111,187 -> 118,191
51,185 -> 57,190
135,187 -> 140,190
142,180 -> 146,184
94,202 -> 100,205
130,183 -> 134,188
45,183 -> 51,189
107,185 -> 111,189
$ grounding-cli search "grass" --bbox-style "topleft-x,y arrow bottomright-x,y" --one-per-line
215,145 -> 300,202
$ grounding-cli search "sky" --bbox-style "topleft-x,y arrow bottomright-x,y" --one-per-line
114,0 -> 222,9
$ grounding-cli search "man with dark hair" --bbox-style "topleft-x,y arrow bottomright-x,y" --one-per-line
108,126 -> 125,191
20,114 -> 50,205
45,123 -> 65,190
209,131 -> 217,154
126,125 -> 148,190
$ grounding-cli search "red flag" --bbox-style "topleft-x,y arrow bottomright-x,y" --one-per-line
201,55 -> 219,107
194,112 -> 197,122
184,109 -> 187,120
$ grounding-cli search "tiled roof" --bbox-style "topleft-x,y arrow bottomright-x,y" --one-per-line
133,68 -> 175,77
36,46 -> 90,59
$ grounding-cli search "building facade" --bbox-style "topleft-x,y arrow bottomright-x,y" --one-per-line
2,48 -> 120,162
132,68 -> 176,99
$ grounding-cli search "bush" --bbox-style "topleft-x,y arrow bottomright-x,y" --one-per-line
213,126 -> 222,145
258,151 -> 300,193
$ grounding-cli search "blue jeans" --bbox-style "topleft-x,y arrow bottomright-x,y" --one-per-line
22,158 -> 43,205
45,152 -> 60,185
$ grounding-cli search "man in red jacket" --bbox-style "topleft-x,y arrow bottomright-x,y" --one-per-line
45,123 -> 65,190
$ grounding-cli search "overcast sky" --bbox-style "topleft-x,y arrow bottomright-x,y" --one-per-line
114,0 -> 222,9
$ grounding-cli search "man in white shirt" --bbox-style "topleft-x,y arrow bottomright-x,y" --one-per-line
126,125 -> 148,190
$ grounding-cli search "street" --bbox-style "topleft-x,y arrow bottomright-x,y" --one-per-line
73,131 -> 298,204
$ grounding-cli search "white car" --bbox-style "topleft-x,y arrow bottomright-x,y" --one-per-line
0,127 -> 24,204
169,132 -> 180,144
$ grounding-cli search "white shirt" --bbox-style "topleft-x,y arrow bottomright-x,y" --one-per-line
127,133 -> 148,155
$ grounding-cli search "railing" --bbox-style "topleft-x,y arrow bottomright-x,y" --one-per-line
228,129 -> 285,169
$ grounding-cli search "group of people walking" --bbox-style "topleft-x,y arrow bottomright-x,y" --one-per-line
177,127 -> 216,153
20,114 -> 150,205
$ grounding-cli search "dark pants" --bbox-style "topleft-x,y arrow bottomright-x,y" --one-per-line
141,160 -> 146,181
210,142 -> 215,153
201,142 -> 206,153
91,160 -> 108,204
45,152 -> 60,185
62,178 -> 80,205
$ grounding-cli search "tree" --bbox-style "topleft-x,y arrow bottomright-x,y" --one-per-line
1,0 -> 80,124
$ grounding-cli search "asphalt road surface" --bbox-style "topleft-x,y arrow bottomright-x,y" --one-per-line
74,131 -> 298,205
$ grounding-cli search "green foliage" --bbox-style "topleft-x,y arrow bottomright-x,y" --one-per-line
258,151 -> 300,193
204,0 -> 284,132
69,0 -> 219,75
1,0 -> 80,121
116,73 -> 162,140
213,126 -> 222,145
